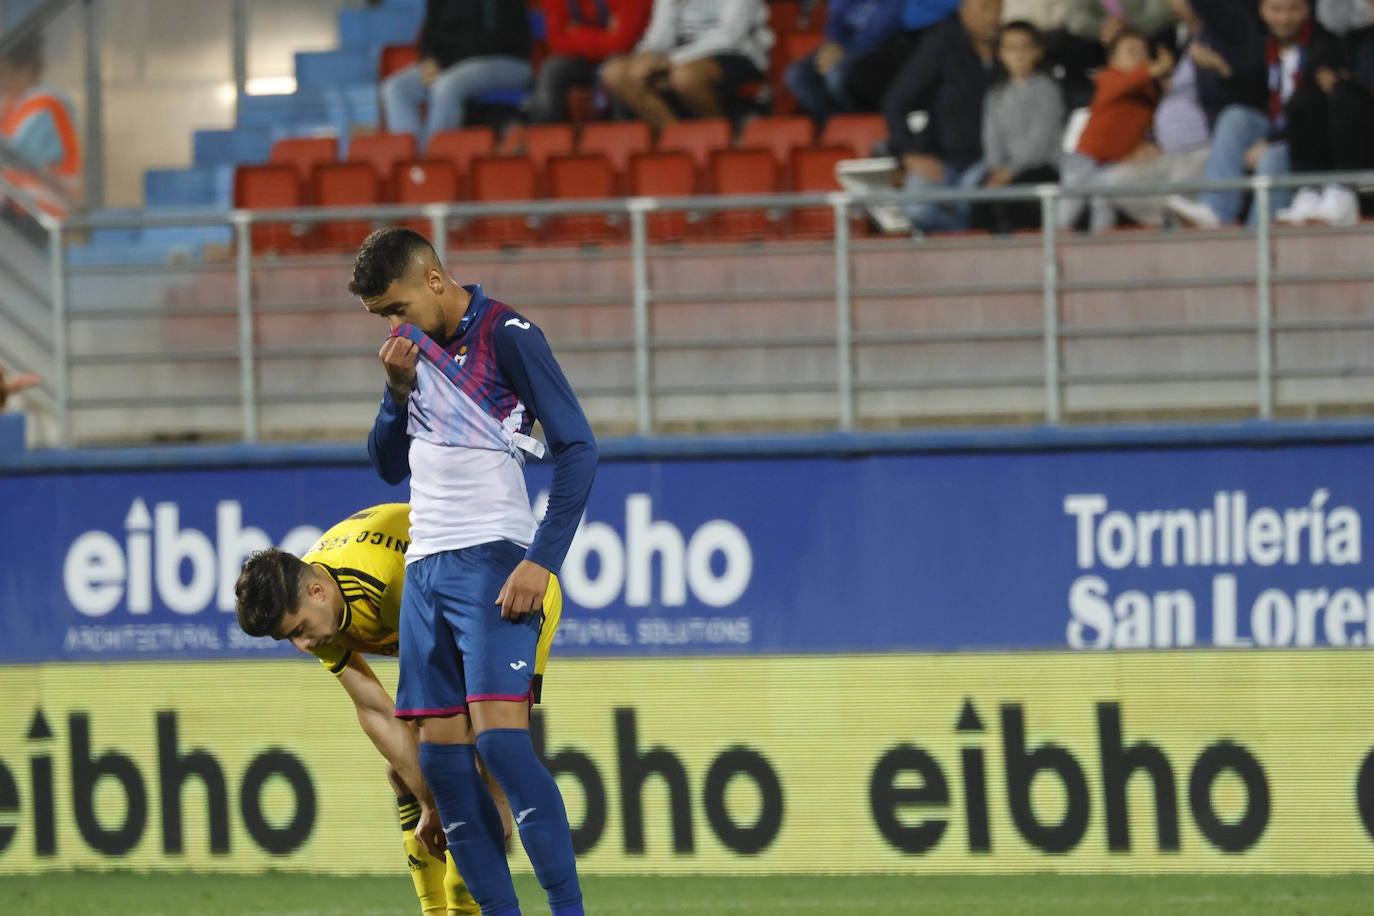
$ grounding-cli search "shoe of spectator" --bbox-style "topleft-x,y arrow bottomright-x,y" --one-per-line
1316,184 -> 1359,227
1277,186 -> 1324,225
1166,194 -> 1222,229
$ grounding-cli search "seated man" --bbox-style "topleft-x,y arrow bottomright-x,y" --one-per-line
381,0 -> 533,147
235,503 -> 564,916
1166,0 -> 1345,227
531,0 -> 653,122
600,0 -> 773,129
785,0 -> 907,123
881,0 -> 1005,234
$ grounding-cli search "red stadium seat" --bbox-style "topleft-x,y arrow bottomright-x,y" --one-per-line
740,114 -> 816,174
467,154 -> 540,247
310,161 -> 382,251
426,127 -> 497,194
379,43 -> 419,81
657,117 -> 732,171
498,123 -> 576,177
769,0 -> 802,32
392,158 -> 460,235
269,137 -> 339,189
545,152 -> 623,245
577,121 -> 652,190
349,133 -> 418,197
820,112 -> 887,159
707,147 -> 781,240
233,163 -> 304,254
788,144 -> 854,238
628,150 -> 700,243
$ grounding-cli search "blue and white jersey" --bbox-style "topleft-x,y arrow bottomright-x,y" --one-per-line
368,285 -> 598,573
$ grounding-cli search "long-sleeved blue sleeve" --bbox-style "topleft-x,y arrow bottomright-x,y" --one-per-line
495,321 -> 598,575
367,388 -> 411,485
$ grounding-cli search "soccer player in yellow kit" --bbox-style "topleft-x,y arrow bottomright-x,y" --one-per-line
234,503 -> 563,916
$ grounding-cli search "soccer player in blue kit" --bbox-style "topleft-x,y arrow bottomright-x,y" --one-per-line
352,228 -> 597,916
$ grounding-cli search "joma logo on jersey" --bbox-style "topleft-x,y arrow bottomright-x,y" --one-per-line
62,500 -> 322,618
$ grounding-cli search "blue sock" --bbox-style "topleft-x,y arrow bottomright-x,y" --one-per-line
477,728 -> 584,915
418,741 -> 521,916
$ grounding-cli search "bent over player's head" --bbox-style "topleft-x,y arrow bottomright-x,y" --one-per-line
235,548 -> 342,651
235,547 -> 307,637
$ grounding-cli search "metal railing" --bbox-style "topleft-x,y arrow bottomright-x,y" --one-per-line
10,170 -> 1374,447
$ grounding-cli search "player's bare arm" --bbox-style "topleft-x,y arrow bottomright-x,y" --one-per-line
378,336 -> 418,401
338,654 -> 445,858
496,559 -> 552,621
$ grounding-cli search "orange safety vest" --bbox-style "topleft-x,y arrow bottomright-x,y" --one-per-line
0,86 -> 82,218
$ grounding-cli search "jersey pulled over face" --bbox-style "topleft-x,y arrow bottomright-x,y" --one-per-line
300,503 -> 411,674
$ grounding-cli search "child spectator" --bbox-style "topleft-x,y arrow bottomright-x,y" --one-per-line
785,0 -> 906,123
531,0 -> 653,122
1057,28 -> 1170,230
1086,0 -> 1219,229
600,0 -> 773,129
976,20 -> 1066,232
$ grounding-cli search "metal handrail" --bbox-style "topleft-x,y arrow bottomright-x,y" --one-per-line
20,170 -> 1374,447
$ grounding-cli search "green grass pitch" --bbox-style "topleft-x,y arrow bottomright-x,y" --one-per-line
4,873 -> 1374,914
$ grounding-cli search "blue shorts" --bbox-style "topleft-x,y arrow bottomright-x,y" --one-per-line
395,539 -> 549,719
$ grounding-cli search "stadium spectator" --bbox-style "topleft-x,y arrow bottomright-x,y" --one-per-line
235,505 -> 538,916
0,33 -> 80,235
1046,0 -> 1176,105
1273,12 -> 1374,224
784,0 -> 907,123
1057,27 -> 1170,230
1166,0 -> 1344,228
840,0 -> 962,114
531,0 -> 653,122
380,0 -> 532,147
0,363 -> 39,412
356,228 -> 597,916
883,0 -> 1004,235
1080,0 -> 1221,229
975,20 -> 1065,233
600,0 -> 773,128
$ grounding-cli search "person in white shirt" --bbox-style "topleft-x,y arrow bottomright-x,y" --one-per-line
600,0 -> 773,128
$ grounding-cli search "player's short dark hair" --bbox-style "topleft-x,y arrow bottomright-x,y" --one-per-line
235,547 -> 308,637
348,227 -> 437,298
1000,19 -> 1044,48
2,34 -> 43,74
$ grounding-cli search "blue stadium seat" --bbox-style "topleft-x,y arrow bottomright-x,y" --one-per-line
295,49 -> 377,88
338,7 -> 420,50
144,166 -> 234,209
192,127 -> 273,169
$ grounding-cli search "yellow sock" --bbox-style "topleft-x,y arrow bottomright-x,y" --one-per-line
397,794 -> 447,915
444,854 -> 480,916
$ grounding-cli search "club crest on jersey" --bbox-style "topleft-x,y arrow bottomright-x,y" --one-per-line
457,345 -> 468,368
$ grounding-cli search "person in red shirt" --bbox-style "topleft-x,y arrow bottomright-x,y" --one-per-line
1057,28 -> 1174,231
531,0 -> 653,122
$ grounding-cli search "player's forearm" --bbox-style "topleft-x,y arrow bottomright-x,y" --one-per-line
357,708 -> 434,807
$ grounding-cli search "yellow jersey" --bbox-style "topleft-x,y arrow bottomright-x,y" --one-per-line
302,503 -> 562,701
302,503 -> 411,675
